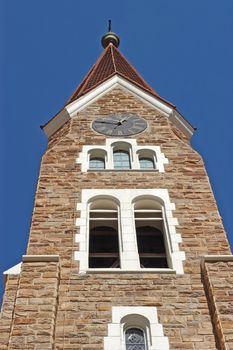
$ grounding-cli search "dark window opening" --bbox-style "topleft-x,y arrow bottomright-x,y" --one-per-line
134,201 -> 168,269
136,225 -> 168,268
89,226 -> 120,268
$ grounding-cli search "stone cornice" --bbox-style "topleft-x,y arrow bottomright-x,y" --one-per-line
22,255 -> 59,262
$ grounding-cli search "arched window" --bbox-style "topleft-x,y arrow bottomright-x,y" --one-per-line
134,197 -> 168,268
137,149 -> 156,170
113,150 -> 131,169
89,198 -> 120,268
125,327 -> 146,350
89,157 -> 105,169
88,149 -> 106,170
112,142 -> 132,169
104,306 -> 170,350
139,157 -> 155,169
76,189 -> 183,274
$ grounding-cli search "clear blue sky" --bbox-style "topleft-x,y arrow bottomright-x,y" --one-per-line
1,0 -> 233,300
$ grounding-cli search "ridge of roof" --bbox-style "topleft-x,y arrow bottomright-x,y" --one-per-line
66,43 -> 176,109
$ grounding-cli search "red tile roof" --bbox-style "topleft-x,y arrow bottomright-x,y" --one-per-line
66,43 -> 175,108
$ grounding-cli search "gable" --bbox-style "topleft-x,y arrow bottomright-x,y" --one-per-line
42,76 -> 194,140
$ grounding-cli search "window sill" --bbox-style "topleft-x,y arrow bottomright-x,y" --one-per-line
84,268 -> 176,274
87,169 -> 159,172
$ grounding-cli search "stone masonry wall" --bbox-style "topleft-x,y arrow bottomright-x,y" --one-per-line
202,258 -> 233,350
0,275 -> 19,350
6,259 -> 59,350
27,88 -> 231,261
1,87 -> 232,349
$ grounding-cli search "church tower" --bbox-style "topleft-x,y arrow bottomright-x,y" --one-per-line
1,26 -> 233,350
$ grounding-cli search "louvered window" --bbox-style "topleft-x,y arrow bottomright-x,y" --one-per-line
134,199 -> 168,268
89,198 -> 120,268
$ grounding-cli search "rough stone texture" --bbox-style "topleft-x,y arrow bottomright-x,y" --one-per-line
5,261 -> 59,350
202,259 -> 233,350
0,275 -> 19,349
0,87 -> 232,349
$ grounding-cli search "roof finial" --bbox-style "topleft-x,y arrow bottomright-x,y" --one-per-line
108,19 -> 112,32
101,20 -> 120,48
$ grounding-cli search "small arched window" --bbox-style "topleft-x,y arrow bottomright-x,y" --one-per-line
134,197 -> 168,268
88,149 -> 106,170
104,307 -> 169,350
112,142 -> 132,169
137,149 -> 156,170
125,327 -> 146,350
89,198 -> 120,268
89,157 -> 105,169
113,150 -> 131,169
139,157 -> 155,169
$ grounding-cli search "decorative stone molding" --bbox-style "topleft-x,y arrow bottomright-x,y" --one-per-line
75,189 -> 184,274
22,255 -> 60,262
104,306 -> 170,350
201,255 -> 233,263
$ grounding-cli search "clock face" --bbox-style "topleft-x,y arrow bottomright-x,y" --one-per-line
92,114 -> 147,136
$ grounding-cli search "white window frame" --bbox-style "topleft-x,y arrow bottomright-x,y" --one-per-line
88,148 -> 107,170
88,197 -> 122,269
137,149 -> 157,170
104,306 -> 170,350
133,199 -> 171,269
76,138 -> 168,172
89,156 -> 105,169
75,189 -> 185,274
112,143 -> 132,170
124,326 -> 148,350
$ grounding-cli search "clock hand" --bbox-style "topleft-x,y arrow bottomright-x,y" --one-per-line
96,120 -> 119,125
111,123 -> 123,135
112,124 -> 119,130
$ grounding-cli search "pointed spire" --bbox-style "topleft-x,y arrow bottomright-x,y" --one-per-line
101,20 -> 120,48
66,28 -> 175,108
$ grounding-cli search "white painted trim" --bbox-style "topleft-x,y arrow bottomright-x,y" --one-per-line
66,76 -> 172,117
85,268 -> 175,274
87,169 -> 159,173
22,255 -> 59,262
43,75 -> 194,139
75,189 -> 185,274
43,109 -> 70,139
104,306 -> 170,350
170,110 -> 194,140
3,262 -> 22,275
76,138 -> 168,173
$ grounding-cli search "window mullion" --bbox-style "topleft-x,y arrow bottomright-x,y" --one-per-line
162,206 -> 173,256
